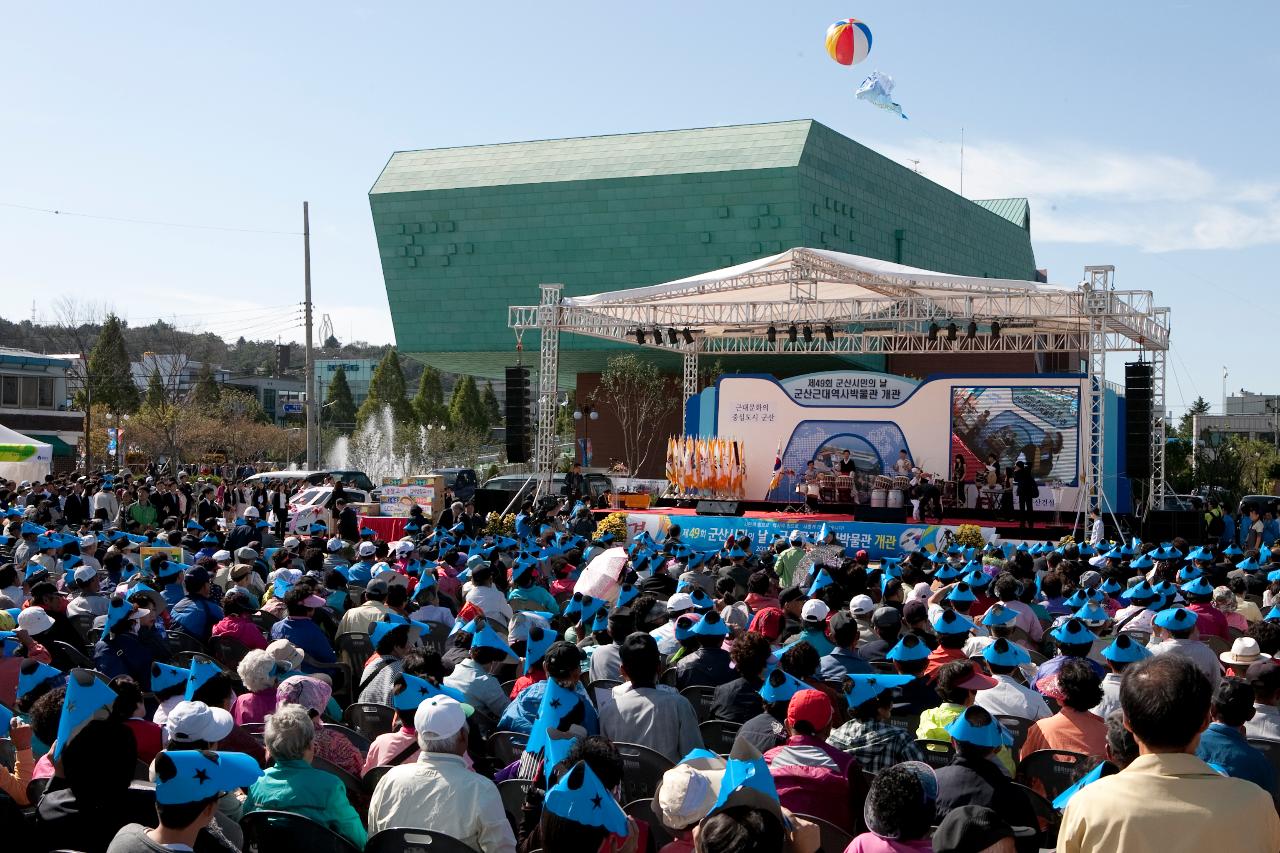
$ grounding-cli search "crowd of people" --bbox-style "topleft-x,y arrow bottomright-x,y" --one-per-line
1,470 -> 1280,852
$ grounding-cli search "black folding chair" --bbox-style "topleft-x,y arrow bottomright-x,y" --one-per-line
419,621 -> 452,656
1016,749 -> 1091,802
365,829 -> 477,853
488,730 -> 529,766
209,633 -> 253,670
69,613 -> 96,641
1010,780 -> 1061,848
586,678 -> 622,709
792,812 -> 855,853
363,763 -> 394,795
498,777 -> 535,831
613,741 -> 676,806
249,611 -> 279,636
869,660 -> 899,674
679,685 -> 718,723
312,755 -> 368,817
658,667 -> 679,689
49,640 -> 94,670
337,631 -> 375,673
165,629 -> 208,656
624,797 -> 674,850
914,739 -> 955,770
698,719 -> 742,754
342,702 -> 396,740
241,809 -> 361,853
994,714 -> 1034,758
1249,737 -> 1280,773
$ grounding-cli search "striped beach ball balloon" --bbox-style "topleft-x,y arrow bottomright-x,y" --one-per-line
825,18 -> 872,66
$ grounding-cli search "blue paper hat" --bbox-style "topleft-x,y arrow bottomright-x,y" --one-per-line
946,706 -> 1013,748
806,569 -> 835,597
308,522 -> 327,534
1063,590 -> 1090,609
1264,549 -> 1274,566
616,584 -> 638,608
932,609 -> 975,635
690,610 -> 730,637
17,660 -> 64,700
1154,607 -> 1198,632
1150,544 -> 1183,561
156,559 -> 184,580
1049,617 -> 1097,646
1121,580 -> 1157,602
1101,547 -> 1125,560
148,662 -> 190,694
0,632 -> 20,657
1176,566 -> 1203,584
21,522 -> 45,535
963,569 -> 992,589
471,622 -> 517,659
886,634 -> 931,662
688,589 -> 714,612
947,544 -> 965,556
523,624 -> 557,674
841,673 -> 914,708
154,750 -> 263,804
199,533 -> 219,545
947,583 -> 977,604
983,638 -> 1031,667
1052,761 -> 1109,810
1102,634 -> 1152,664
1238,557 -> 1263,572
1224,544 -> 1245,557
1187,546 -> 1214,562
0,703 -> 11,738
674,614 -> 701,643
542,728 -> 579,776
527,678 -> 589,755
726,545 -> 748,559
54,668 -> 119,759
934,563 -> 963,581
184,658 -> 223,701
370,619 -> 412,648
1267,606 -> 1280,622
185,520 -> 203,531
710,740 -> 781,817
23,562 -> 49,581
391,672 -> 471,714
448,618 -> 479,637
104,597 -> 143,634
545,760 -> 629,837
979,603 -> 1018,627
1180,576 -> 1214,597
1099,578 -> 1123,595
758,668 -> 812,705
578,595 -> 606,625
1129,553 -> 1155,570
817,523 -> 833,542
1074,603 -> 1111,625
590,606 -> 610,634
361,527 -> 378,537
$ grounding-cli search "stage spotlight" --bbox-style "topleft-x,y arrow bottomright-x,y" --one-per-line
967,320 -> 978,340
803,325 -> 813,343
682,327 -> 694,345
767,326 -> 777,344
787,324 -> 798,343
946,322 -> 958,342
667,327 -> 678,345
928,322 -> 939,342
823,324 -> 834,343
991,320 -> 1001,341
634,329 -> 645,345
652,328 -> 664,345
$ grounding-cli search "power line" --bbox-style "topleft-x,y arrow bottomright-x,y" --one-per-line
0,201 -> 301,236
124,303 -> 299,323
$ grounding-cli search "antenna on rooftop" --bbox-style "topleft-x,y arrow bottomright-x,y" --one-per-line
907,159 -> 921,174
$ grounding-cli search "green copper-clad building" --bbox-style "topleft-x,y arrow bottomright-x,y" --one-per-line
369,120 -> 1037,385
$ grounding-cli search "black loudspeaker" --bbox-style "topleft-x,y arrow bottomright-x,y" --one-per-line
1142,510 -> 1203,543
857,506 -> 909,524
696,500 -> 743,516
1125,362 -> 1153,480
504,366 -> 531,463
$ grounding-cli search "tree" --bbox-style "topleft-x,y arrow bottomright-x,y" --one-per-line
594,353 -> 677,478
356,349 -> 413,428
323,334 -> 340,350
412,365 -> 448,426
481,381 -> 503,426
191,362 -> 221,411
1177,396 -> 1212,440
448,375 -> 490,433
83,313 -> 139,416
325,366 -> 358,431
143,369 -> 167,409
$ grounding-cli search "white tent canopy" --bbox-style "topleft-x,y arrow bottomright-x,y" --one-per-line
0,423 -> 52,484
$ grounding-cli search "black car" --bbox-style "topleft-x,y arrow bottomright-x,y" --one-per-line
431,468 -> 479,503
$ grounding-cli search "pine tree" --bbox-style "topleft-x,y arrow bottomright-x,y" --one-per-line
191,362 -> 221,410
144,369 -> 167,409
356,349 -> 413,428
482,380 -> 503,426
412,365 -> 447,426
83,313 -> 140,415
448,375 -> 490,432
325,366 -> 358,431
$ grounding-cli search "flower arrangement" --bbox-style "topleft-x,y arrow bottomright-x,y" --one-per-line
483,512 -> 515,538
953,524 -> 986,550
593,512 -> 629,543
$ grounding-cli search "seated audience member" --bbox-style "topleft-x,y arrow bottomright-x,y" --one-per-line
1147,606 -> 1223,687
1058,655 -> 1280,852
105,749 -> 262,853
444,622 -> 518,720
1246,659 -> 1280,740
1020,658 -> 1108,760
934,706 -> 1039,853
1195,676 -> 1279,799
269,586 -> 338,669
844,761 -> 938,853
524,739 -> 637,852
829,673 -> 926,773
186,664 -> 266,768
711,631 -> 772,725
242,704 -> 367,849
974,638 -> 1051,721
276,675 -> 364,777
498,640 -> 597,736
231,649 -> 282,725
210,587 -> 268,651
675,610 -> 735,689
363,669 -> 458,774
924,609 -> 976,678
819,611 -> 876,680
599,632 -> 703,763
110,675 -> 164,765
652,756 -> 725,853
0,624 -> 52,707
852,607 -> 902,666
358,621 -> 413,706
1092,634 -> 1151,720
587,607 -> 634,684
919,660 -> 1013,774
367,695 -> 518,853
886,634 -> 941,715
764,689 -> 860,828
932,805 -> 1034,853
1032,617 -> 1104,699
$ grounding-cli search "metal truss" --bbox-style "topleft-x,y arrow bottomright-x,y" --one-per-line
534,284 -> 561,500
1149,348 -> 1167,506
682,348 -> 699,433
1084,267 -> 1111,514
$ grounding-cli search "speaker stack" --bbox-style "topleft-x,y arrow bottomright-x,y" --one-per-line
504,366 -> 531,463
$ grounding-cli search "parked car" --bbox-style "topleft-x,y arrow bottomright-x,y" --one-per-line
286,485 -> 372,534
244,469 -> 376,493
429,468 -> 479,503
1238,494 -> 1280,516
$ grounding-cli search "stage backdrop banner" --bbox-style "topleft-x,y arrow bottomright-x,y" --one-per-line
621,513 -> 995,562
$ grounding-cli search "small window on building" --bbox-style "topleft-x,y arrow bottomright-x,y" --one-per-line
0,376 -> 17,407
20,376 -> 38,408
38,377 -> 54,408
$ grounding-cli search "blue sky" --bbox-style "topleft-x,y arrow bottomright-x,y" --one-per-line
3,2 -> 1277,414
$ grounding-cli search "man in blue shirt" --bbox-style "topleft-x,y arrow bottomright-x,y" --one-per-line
1197,676 -> 1279,801
270,587 -> 337,671
156,561 -> 187,609
347,542 -> 377,586
170,566 -> 224,642
819,610 -> 875,680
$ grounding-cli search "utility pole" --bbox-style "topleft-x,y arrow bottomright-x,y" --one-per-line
303,201 -> 317,469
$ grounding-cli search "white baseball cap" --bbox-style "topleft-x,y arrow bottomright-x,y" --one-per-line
326,537 -> 346,553
357,542 -> 377,558
395,540 -> 415,555
789,529 -> 804,542
17,607 -> 54,635
243,507 -> 260,519
78,534 -> 97,549
212,550 -> 232,563
801,599 -> 831,623
282,536 -> 301,550
72,565 -> 99,585
849,594 -> 876,616
166,700 -> 235,744
414,695 -> 467,740
667,592 -> 695,613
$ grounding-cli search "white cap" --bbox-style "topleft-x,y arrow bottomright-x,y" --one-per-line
282,536 -> 301,550
166,700 -> 235,744
656,764 -> 720,830
849,594 -> 876,616
326,537 -> 346,553
243,507 -> 259,518
801,599 -> 831,622
395,540 -> 415,555
789,529 -> 804,542
357,542 -> 377,558
266,639 -> 304,672
78,534 -> 97,549
212,550 -> 232,563
72,565 -> 99,585
17,607 -> 54,635
667,592 -> 695,613
414,695 -> 467,739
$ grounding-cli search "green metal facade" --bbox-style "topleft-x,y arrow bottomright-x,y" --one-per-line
369,120 -> 1036,383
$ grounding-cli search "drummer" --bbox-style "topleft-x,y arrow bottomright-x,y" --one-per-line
837,449 -> 857,474
893,449 -> 914,476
